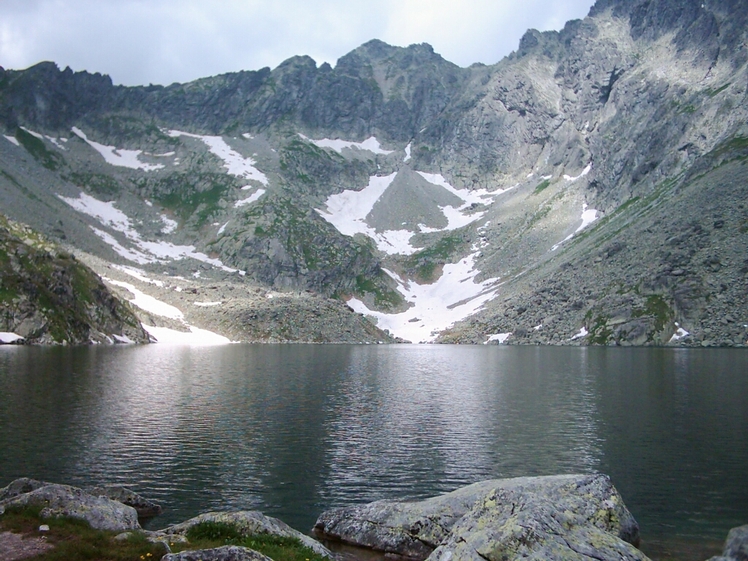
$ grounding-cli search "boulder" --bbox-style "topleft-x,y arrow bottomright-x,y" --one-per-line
88,485 -> 162,518
158,511 -> 331,558
0,483 -> 140,531
161,545 -> 272,561
314,474 -> 645,561
708,524 -> 748,561
0,477 -> 50,501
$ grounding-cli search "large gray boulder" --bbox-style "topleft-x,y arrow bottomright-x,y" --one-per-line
88,485 -> 162,518
709,524 -> 748,561
0,482 -> 140,531
0,477 -> 50,501
162,545 -> 272,561
314,474 -> 645,561
158,511 -> 331,558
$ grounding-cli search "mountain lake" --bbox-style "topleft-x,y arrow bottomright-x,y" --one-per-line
0,343 -> 746,560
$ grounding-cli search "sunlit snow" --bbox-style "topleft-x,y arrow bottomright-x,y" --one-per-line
71,127 -> 164,171
484,333 -> 512,344
570,327 -> 588,340
234,188 -> 266,208
318,172 -> 509,256
404,142 -> 412,162
0,332 -> 24,344
160,215 -> 178,234
298,134 -> 393,155
551,204 -> 600,251
113,265 -> 165,287
59,192 -> 241,273
168,130 -> 268,185
142,325 -> 232,345
106,278 -> 231,345
3,135 -> 19,146
563,163 -> 592,182
668,322 -> 690,343
347,252 -> 499,343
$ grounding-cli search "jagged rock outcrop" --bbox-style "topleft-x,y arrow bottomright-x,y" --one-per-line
0,215 -> 150,344
314,474 -> 645,561
709,524 -> 748,561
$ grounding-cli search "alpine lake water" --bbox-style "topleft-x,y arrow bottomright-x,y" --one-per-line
0,343 -> 746,560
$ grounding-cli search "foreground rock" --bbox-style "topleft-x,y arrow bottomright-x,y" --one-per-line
162,545 -> 273,561
88,485 -> 163,518
314,474 -> 647,561
709,524 -> 748,561
0,482 -> 140,531
156,511 -> 332,558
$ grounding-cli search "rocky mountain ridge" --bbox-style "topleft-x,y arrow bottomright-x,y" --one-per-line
0,0 -> 746,345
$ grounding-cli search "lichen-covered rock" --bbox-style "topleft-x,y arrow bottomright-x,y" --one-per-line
314,479 -> 503,558
0,483 -> 140,531
161,545 -> 272,561
314,474 -> 643,561
88,485 -> 162,518
159,511 -> 331,558
428,476 -> 647,561
708,524 -> 748,561
0,477 -> 50,501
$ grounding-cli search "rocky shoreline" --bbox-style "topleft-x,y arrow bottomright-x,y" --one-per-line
1,476 -> 745,561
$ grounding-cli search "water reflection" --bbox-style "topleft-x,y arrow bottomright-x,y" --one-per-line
0,343 -> 746,555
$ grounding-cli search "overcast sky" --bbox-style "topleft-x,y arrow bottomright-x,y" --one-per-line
1,0 -> 595,87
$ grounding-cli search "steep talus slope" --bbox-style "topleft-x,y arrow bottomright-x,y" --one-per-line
0,0 -> 745,345
0,215 -> 149,344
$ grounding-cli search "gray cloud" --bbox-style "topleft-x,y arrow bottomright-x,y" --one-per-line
0,0 -> 594,86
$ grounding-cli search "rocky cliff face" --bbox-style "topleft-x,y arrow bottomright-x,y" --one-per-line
0,215 -> 149,344
0,0 -> 745,345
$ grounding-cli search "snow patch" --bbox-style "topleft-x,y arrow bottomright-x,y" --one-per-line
669,323 -> 690,343
484,333 -> 512,344
3,135 -> 20,147
194,301 -> 222,307
318,172 -> 510,256
20,127 -> 44,140
168,130 -> 268,185
403,142 -> 412,162
299,134 -> 393,155
107,279 -> 183,319
143,324 -> 232,346
551,203 -> 600,251
563,163 -> 592,182
112,265 -> 164,287
347,252 -> 499,343
59,191 -> 241,273
71,127 -> 164,171
217,221 -> 229,235
234,188 -> 266,208
112,334 -> 135,344
570,327 -> 588,341
0,332 -> 24,344
160,215 -> 178,234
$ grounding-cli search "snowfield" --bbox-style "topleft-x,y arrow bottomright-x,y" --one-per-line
71,127 -> 164,171
168,130 -> 268,185
299,134 -> 393,155
348,252 -> 500,343
59,192 -> 242,273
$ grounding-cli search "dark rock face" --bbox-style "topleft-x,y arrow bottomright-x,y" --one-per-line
314,474 -> 645,561
88,485 -> 162,519
0,215 -> 149,345
709,524 -> 748,561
